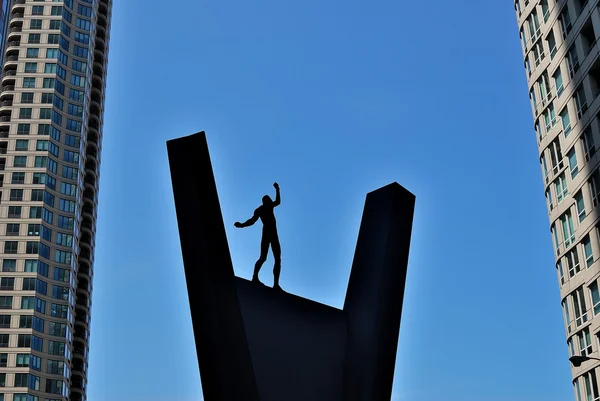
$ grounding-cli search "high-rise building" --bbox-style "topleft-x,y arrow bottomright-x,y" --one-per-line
0,0 -> 112,400
516,0 -> 600,399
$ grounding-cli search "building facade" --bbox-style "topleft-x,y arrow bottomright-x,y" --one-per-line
0,0 -> 111,400
516,0 -> 600,399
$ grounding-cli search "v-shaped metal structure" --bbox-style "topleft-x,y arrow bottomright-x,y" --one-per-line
167,132 -> 415,401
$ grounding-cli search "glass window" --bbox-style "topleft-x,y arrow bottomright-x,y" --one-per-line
576,191 -> 586,222
584,236 -> 594,268
568,148 -> 579,178
590,281 -> 600,315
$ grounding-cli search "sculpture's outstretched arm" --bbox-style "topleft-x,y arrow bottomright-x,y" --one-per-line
235,210 -> 259,228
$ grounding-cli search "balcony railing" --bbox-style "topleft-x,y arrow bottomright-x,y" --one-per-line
78,263 -> 90,276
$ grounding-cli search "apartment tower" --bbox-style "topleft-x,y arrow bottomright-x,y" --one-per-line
516,0 -> 600,399
0,0 -> 111,400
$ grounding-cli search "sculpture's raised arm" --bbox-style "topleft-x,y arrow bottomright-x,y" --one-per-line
273,182 -> 280,207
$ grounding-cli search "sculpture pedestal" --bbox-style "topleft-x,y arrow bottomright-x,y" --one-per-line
235,277 -> 347,401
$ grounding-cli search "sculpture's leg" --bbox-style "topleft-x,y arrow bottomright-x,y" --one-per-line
271,237 -> 282,288
253,236 -> 269,282
167,132 -> 260,401
342,183 -> 416,401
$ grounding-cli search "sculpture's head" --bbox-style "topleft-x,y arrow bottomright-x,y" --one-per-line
262,195 -> 273,206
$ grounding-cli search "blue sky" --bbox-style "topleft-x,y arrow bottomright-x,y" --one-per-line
85,1 -> 572,400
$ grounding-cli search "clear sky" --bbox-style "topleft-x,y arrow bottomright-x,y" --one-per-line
85,1 -> 573,400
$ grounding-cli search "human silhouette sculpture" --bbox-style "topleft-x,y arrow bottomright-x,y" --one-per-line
235,182 -> 282,290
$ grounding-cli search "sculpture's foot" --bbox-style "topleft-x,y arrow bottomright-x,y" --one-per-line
273,283 -> 284,292
252,276 -> 265,286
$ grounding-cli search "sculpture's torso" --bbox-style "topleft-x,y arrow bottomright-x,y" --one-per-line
256,205 -> 277,234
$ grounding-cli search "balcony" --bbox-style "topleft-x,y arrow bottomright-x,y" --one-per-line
92,76 -> 103,93
94,49 -> 104,63
84,186 -> 98,204
94,38 -> 105,53
9,13 -> 23,21
96,23 -> 106,37
0,104 -> 12,116
92,62 -> 103,78
85,159 -> 97,172
78,261 -> 90,277
91,86 -> 102,100
88,116 -> 101,132
83,190 -> 95,205
86,145 -> 98,160
85,178 -> 96,192
77,276 -> 90,293
76,294 -> 89,309
73,346 -> 87,359
72,357 -> 86,372
90,106 -> 101,119
1,72 -> 15,83
81,217 -> 94,235
71,375 -> 84,391
79,240 -> 91,256
99,0 -> 108,14
80,231 -> 92,243
5,41 -> 20,54
85,166 -> 97,180
87,141 -> 99,158
87,129 -> 99,145
0,93 -> 13,104
95,33 -> 105,48
74,308 -> 90,326
79,246 -> 91,261
81,203 -> 94,217
91,88 -> 102,103
77,265 -> 92,286
8,15 -> 22,29
11,6 -> 24,17
7,30 -> 20,42
97,11 -> 107,27
0,116 -> 10,123
2,66 -> 16,82
4,55 -> 17,63
70,393 -> 83,401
